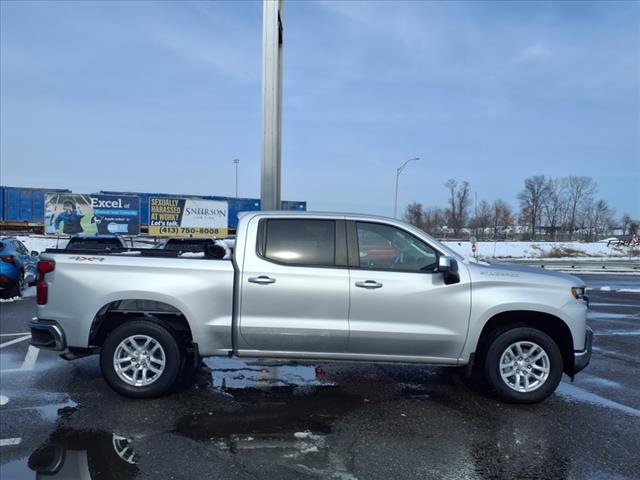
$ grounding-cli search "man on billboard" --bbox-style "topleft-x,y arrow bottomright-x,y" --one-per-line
53,200 -> 85,235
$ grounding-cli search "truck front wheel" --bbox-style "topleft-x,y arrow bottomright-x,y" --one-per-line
100,320 -> 183,398
484,327 -> 563,404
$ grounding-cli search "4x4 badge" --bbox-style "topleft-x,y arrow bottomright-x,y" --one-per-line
69,256 -> 105,262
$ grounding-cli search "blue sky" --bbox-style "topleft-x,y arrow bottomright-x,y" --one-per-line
1,0 -> 639,218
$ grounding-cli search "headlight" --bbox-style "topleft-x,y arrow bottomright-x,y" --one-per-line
571,287 -> 586,300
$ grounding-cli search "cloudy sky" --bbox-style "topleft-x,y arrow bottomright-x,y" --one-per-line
1,1 -> 639,218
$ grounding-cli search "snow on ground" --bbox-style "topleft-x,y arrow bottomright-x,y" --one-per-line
444,241 -> 637,259
13,235 -> 69,252
591,286 -> 640,293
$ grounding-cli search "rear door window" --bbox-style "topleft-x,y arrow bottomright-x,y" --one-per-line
263,219 -> 336,267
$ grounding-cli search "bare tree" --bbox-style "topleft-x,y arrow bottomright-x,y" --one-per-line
444,179 -> 470,235
518,175 -> 548,240
563,176 -> 597,240
491,199 -> 511,239
472,200 -> 492,240
542,177 -> 566,241
590,199 -> 615,240
445,179 -> 457,234
423,206 -> 446,235
403,202 -> 424,229
456,181 -> 471,234
621,213 -> 632,236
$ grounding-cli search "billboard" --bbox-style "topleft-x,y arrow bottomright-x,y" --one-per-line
148,197 -> 228,237
44,193 -> 140,235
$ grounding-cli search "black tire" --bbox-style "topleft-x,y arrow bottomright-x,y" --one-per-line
484,327 -> 563,404
100,320 -> 183,398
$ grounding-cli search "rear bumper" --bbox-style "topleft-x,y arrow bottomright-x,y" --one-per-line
573,326 -> 593,374
30,320 -> 66,351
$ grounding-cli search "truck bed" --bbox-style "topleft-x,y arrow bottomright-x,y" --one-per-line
43,247 -> 229,259
38,250 -> 235,355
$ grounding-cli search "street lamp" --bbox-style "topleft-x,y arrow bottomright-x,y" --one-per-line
393,157 -> 419,218
233,158 -> 240,198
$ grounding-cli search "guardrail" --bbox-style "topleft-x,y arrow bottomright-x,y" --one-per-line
500,258 -> 640,273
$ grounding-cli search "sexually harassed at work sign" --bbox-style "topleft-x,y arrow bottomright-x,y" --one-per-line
148,197 -> 228,237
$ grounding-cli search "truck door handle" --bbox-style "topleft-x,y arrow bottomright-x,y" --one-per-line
355,280 -> 383,289
248,275 -> 276,285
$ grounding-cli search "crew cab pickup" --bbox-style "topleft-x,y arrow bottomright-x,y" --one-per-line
31,212 -> 592,403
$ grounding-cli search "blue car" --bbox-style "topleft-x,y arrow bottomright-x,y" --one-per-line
0,237 -> 39,299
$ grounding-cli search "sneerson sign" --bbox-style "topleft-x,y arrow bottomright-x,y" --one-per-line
148,197 -> 228,237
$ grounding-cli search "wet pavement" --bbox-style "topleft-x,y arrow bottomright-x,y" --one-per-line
1,274 -> 639,479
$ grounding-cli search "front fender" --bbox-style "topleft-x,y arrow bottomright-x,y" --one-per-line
461,295 -> 587,363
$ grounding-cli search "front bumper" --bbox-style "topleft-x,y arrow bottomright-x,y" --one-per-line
30,320 -> 66,351
573,326 -> 593,374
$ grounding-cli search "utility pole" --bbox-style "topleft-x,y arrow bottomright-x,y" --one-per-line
260,0 -> 284,210
393,157 -> 419,218
233,158 -> 240,198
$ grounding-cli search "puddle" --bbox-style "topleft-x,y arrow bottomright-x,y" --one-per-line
32,398 -> 79,423
175,384 -> 362,475
17,361 -> 437,479
17,386 -> 366,480
204,356 -> 329,389
178,385 -> 361,437
25,430 -> 138,480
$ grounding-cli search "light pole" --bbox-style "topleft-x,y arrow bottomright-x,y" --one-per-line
261,0 -> 284,210
393,157 -> 419,218
233,158 -> 240,198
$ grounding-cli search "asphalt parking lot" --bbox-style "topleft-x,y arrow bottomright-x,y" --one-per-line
1,274 -> 639,480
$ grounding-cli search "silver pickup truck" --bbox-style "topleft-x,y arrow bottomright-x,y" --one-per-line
30,212 -> 592,403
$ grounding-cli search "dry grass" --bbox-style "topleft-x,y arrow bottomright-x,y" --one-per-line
545,246 -> 589,258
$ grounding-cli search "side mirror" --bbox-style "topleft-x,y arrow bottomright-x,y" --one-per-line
31,251 -> 39,257
438,256 -> 457,273
438,256 -> 460,285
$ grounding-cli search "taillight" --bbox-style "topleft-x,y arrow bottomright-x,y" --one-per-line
0,255 -> 14,265
37,260 -> 55,305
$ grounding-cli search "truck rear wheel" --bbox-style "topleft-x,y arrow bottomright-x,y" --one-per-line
484,327 -> 563,404
100,320 -> 183,398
